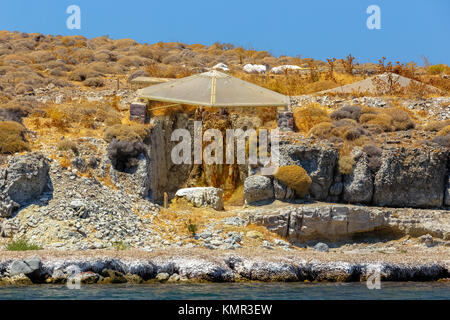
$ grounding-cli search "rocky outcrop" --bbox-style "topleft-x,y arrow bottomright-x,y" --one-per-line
0,253 -> 448,283
7,256 -> 41,281
273,178 -> 294,200
373,147 -> 448,208
444,176 -> 450,207
278,144 -> 338,200
243,143 -> 448,209
175,187 -> 224,210
342,149 -> 373,204
0,153 -> 49,217
244,175 -> 274,204
148,114 -> 194,203
245,203 -> 450,241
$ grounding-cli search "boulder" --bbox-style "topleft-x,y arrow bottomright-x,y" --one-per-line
175,187 -> 224,210
243,64 -> 266,74
244,175 -> 274,204
155,272 -> 170,282
8,256 -> 41,280
373,148 -> 448,208
271,65 -> 302,74
313,242 -> 329,252
0,153 -> 49,217
100,269 -> 127,283
212,63 -> 229,72
342,149 -> 373,204
0,274 -> 33,285
278,144 -> 338,200
273,178 -> 294,200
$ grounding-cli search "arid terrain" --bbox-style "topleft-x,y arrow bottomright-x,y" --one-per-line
0,30 -> 449,284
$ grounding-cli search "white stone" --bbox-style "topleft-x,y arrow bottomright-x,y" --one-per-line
175,187 -> 224,210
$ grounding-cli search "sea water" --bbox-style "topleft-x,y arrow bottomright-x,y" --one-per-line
0,282 -> 449,300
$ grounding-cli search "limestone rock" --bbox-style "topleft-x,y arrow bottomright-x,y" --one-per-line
100,269 -> 127,283
342,149 -> 373,204
246,202 -> 449,241
244,175 -> 274,204
0,274 -> 33,285
8,256 -> 41,277
0,153 -> 49,217
314,242 -> 329,252
278,144 -> 338,200
373,147 -> 448,208
175,187 -> 224,210
273,178 -> 294,200
155,272 -> 170,281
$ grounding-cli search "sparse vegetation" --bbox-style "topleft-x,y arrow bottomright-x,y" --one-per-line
103,123 -> 150,143
186,219 -> 198,237
274,165 -> 312,197
293,103 -> 330,133
338,155 -> 355,175
112,241 -> 129,250
57,138 -> 79,155
0,121 -> 30,154
6,238 -> 41,251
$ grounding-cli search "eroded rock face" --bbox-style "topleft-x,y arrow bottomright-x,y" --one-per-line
278,144 -> 338,200
373,148 -> 448,208
244,175 -> 274,204
149,114 -> 194,203
0,153 -> 49,217
273,178 -> 294,200
245,203 -> 450,241
175,187 -> 224,210
444,176 -> 450,207
342,149 -> 373,204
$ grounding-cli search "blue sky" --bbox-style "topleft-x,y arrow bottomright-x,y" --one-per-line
0,0 -> 448,65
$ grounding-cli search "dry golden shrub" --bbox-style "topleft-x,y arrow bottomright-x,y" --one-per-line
360,113 -> 393,132
338,155 -> 355,175
43,100 -> 122,131
436,125 -> 450,137
274,165 -> 312,197
57,139 -> 78,154
386,107 -> 415,130
257,107 -> 278,124
0,121 -> 30,154
293,103 -> 330,133
308,122 -> 334,139
103,123 -> 150,142
422,120 -> 450,132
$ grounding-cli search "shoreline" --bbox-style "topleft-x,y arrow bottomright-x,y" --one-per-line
1,248 -> 449,285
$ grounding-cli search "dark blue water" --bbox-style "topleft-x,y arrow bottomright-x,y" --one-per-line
0,282 -> 449,300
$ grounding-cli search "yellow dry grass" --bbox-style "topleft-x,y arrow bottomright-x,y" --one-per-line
293,103 -> 331,133
274,165 -> 312,197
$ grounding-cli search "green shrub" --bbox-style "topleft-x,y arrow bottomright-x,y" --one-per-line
6,238 -> 41,251
274,165 -> 312,197
186,219 -> 198,237
112,241 -> 129,250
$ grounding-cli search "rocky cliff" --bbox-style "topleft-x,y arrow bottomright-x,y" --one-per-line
245,141 -> 449,209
